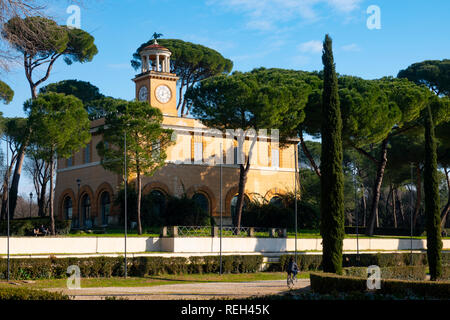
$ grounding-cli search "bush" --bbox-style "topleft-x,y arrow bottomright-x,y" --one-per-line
0,255 -> 264,280
0,287 -> 69,300
344,266 -> 427,281
0,218 -> 70,236
164,195 -> 211,226
279,254 -> 322,272
115,186 -> 212,227
278,252 -> 448,272
241,195 -> 320,230
310,272 -> 450,299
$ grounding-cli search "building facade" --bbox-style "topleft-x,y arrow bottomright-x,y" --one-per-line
54,41 -> 298,227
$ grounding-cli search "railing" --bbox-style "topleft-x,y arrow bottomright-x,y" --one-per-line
161,226 -> 287,238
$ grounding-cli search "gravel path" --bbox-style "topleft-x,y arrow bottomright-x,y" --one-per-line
47,279 -> 311,300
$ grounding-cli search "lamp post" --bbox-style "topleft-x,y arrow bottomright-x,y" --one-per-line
294,142 -> 299,261
124,130 -> 128,278
29,192 -> 33,219
6,138 -> 10,281
76,178 -> 81,228
410,162 -> 414,265
219,143 -> 223,275
354,166 -> 359,264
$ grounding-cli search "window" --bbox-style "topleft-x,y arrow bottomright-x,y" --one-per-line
271,148 -> 279,168
194,142 -> 203,164
84,144 -> 91,163
192,193 -> 210,215
67,157 -> 73,167
100,192 -> 110,226
82,194 -> 92,228
63,197 -> 73,219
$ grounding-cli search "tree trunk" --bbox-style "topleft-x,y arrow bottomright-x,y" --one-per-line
385,185 -> 392,224
440,167 -> 450,229
397,189 -> 405,226
136,169 -> 142,235
413,164 -> 422,229
49,157 -> 55,235
365,138 -> 389,236
9,149 -> 26,218
360,184 -> 366,227
234,160 -> 250,231
38,181 -> 47,217
300,131 -> 321,177
392,185 -> 397,228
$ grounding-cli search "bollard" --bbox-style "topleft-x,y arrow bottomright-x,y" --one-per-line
169,226 -> 178,237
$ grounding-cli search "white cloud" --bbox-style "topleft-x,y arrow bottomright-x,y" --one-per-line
327,0 -> 362,12
341,43 -> 361,51
298,40 -> 323,54
208,0 -> 363,31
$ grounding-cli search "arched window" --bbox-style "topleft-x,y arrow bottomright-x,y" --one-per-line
269,196 -> 283,208
63,196 -> 73,220
100,192 -> 110,226
192,193 -> 210,215
149,190 -> 166,216
230,194 -> 249,223
82,194 -> 91,228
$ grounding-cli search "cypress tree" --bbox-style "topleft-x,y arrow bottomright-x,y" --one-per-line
320,35 -> 345,274
424,104 -> 443,280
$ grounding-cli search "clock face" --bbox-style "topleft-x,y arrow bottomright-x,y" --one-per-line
138,86 -> 148,101
155,85 -> 172,104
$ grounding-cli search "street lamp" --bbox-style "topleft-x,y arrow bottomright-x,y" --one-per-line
6,138 -> 10,281
29,192 -> 33,219
410,163 -> 414,265
353,166 -> 360,264
294,142 -> 299,262
124,130 -> 128,278
219,143 -> 223,275
76,178 -> 81,228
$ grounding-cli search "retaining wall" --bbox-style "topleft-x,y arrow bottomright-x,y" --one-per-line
0,237 -> 448,256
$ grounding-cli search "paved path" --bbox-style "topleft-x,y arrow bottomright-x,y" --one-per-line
47,279 -> 311,300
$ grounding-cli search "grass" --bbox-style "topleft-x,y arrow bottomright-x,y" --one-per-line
0,272 -> 303,290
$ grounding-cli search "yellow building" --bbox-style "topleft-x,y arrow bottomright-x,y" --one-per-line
55,41 -> 298,228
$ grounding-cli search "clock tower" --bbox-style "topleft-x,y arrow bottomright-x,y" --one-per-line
133,39 -> 179,117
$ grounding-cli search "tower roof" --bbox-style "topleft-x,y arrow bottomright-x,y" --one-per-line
140,39 -> 170,53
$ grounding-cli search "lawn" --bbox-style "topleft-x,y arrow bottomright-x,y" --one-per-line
0,272 -> 307,290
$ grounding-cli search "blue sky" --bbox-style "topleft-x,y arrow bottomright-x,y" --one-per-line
1,0 -> 449,195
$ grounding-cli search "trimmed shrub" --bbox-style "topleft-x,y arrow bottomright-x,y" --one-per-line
310,272 -> 450,299
279,252 -> 437,272
0,287 -> 69,300
0,255 -> 263,279
343,266 -> 427,281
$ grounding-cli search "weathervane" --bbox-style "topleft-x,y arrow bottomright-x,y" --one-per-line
152,32 -> 163,44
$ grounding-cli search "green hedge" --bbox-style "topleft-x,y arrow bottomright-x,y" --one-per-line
0,255 -> 264,280
0,218 -> 71,236
277,252 -> 450,272
310,272 -> 450,299
0,287 -> 69,300
343,266 -> 427,281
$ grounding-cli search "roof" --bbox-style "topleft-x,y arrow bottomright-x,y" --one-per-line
141,43 -> 170,52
